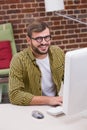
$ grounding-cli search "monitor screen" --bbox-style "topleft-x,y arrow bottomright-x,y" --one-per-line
63,48 -> 87,115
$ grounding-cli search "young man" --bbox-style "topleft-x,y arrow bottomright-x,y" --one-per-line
9,20 -> 65,106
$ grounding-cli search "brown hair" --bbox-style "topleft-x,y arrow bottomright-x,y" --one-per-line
27,20 -> 50,38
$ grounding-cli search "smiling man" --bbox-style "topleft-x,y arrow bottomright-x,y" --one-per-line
9,20 -> 65,106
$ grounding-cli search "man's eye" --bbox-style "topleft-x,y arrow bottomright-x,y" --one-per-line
45,35 -> 51,40
36,37 -> 42,41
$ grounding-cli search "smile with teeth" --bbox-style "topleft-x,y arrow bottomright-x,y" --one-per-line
39,46 -> 48,50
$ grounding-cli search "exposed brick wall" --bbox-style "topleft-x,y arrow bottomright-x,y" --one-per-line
0,0 -> 87,52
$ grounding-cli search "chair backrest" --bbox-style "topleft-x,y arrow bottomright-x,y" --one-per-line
0,23 -> 17,75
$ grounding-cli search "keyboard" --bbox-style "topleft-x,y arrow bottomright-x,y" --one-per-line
47,106 -> 63,116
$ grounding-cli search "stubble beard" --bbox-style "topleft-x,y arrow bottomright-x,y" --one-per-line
31,43 -> 50,55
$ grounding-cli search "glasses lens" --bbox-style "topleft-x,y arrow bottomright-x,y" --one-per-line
35,37 -> 43,43
44,35 -> 51,42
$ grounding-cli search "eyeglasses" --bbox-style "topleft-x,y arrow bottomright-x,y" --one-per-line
31,35 -> 51,43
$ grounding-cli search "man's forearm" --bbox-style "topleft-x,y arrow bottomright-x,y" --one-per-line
30,96 -> 50,105
30,96 -> 63,106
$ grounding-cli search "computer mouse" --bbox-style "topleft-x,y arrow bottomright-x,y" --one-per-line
32,110 -> 44,119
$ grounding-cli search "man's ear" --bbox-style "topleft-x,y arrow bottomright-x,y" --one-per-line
26,35 -> 31,45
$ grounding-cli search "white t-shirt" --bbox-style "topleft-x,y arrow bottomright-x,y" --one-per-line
36,55 -> 56,96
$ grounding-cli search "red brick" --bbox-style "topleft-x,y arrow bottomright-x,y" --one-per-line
81,0 -> 87,3
22,8 -> 35,13
7,9 -> 20,14
5,0 -> 20,4
80,43 -> 87,48
21,0 -> 34,2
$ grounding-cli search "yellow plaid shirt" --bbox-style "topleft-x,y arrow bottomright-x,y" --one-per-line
9,45 -> 65,105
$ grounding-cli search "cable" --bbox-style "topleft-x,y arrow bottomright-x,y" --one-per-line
55,12 -> 87,25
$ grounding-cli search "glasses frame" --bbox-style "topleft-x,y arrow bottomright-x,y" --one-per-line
30,35 -> 51,43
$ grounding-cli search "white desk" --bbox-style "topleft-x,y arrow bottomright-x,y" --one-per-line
0,104 -> 87,130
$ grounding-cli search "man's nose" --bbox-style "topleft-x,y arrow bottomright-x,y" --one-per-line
41,38 -> 46,44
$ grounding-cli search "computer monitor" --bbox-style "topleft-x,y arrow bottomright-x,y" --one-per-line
63,47 -> 87,115
47,48 -> 87,116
